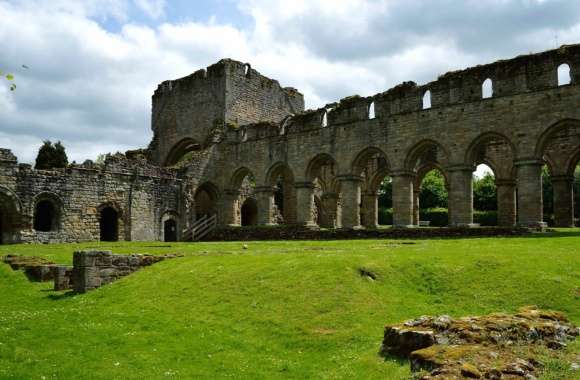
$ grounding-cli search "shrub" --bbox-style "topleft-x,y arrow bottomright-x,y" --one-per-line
474,210 -> 497,226
378,207 -> 393,225
419,208 -> 448,227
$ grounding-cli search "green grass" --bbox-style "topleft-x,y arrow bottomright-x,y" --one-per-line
0,231 -> 579,379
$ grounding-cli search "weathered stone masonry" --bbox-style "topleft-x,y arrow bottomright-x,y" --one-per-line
2,45 -> 580,243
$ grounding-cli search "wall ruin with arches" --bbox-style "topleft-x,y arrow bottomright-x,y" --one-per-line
166,44 -> 580,232
0,150 -> 181,244
2,44 -> 580,243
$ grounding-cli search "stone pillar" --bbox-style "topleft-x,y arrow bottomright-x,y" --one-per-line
254,186 -> 276,225
413,189 -> 420,225
448,166 -> 475,227
392,172 -> 415,227
295,182 -> 316,227
361,192 -> 379,229
220,190 -> 240,226
516,160 -> 546,228
338,175 -> 362,229
320,193 -> 339,228
496,179 -> 516,227
552,175 -> 574,227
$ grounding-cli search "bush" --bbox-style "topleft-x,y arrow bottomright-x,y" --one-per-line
474,210 -> 497,226
419,208 -> 448,227
378,208 -> 393,225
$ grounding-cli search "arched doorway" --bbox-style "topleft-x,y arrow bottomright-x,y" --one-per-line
100,207 -> 119,241
306,154 -> 339,228
241,198 -> 258,226
164,219 -> 177,242
33,198 -> 60,232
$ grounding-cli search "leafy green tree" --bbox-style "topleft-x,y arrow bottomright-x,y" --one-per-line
35,140 -> 69,170
473,172 -> 497,211
420,170 -> 447,209
378,176 -> 392,209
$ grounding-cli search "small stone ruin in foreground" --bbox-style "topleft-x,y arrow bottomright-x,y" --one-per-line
381,306 -> 579,379
3,250 -> 181,293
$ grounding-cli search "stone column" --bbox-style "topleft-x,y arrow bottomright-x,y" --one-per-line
338,175 -> 362,229
447,166 -> 475,227
552,175 -> 574,227
516,160 -> 546,228
413,188 -> 420,225
392,172 -> 415,227
254,186 -> 276,226
220,190 -> 240,226
320,193 -> 339,228
361,192 -> 379,229
294,181 -> 316,227
496,179 -> 517,227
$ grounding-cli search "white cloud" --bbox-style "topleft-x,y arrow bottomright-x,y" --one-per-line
1,0 -> 580,164
133,0 -> 166,20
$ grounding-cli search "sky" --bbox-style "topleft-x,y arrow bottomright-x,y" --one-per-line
2,0 -> 580,168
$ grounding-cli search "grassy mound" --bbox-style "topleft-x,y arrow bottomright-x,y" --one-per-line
0,231 -> 579,379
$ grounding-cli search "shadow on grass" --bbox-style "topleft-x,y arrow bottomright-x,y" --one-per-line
47,291 -> 77,300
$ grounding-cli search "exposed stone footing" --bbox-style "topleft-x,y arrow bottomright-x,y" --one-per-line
380,306 -> 579,379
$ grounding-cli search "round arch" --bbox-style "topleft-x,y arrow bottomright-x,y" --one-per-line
266,162 -> 297,224
164,138 -> 202,166
97,202 -> 124,242
351,147 -> 390,193
32,192 -> 63,232
535,118 -> 580,159
305,153 -> 338,182
404,139 -> 450,172
230,167 -> 255,189
464,132 -> 516,180
194,181 -> 220,220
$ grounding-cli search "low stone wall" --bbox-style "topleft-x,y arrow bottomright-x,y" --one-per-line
3,251 -> 180,293
207,226 -> 533,241
72,250 -> 179,293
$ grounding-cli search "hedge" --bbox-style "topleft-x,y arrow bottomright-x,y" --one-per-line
378,207 -> 499,226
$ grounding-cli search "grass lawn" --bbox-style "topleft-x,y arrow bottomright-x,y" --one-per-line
0,230 -> 579,379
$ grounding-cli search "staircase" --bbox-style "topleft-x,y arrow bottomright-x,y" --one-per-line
182,214 -> 217,241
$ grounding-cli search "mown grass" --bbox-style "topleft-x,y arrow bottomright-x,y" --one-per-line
0,230 -> 579,379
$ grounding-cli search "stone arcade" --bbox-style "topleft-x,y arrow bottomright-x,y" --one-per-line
2,44 -> 580,243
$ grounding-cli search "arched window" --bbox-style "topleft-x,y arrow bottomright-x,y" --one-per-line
368,101 -> 375,119
482,78 -> 493,99
34,200 -> 58,232
422,90 -> 431,110
558,63 -> 571,86
243,63 -> 251,77
241,127 -> 248,142
321,111 -> 328,127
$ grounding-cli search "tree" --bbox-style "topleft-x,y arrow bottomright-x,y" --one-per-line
473,172 -> 497,211
378,176 -> 392,209
420,170 -> 448,209
35,140 -> 69,170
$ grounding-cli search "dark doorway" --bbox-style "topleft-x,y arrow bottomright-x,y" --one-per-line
100,207 -> 118,241
241,198 -> 258,226
34,200 -> 56,232
164,219 -> 177,242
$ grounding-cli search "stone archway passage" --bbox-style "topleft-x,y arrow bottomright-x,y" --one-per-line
164,219 -> 177,242
241,198 -> 258,226
100,207 -> 119,242
34,200 -> 57,232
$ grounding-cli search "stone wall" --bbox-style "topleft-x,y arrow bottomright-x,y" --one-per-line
0,153 -> 181,244
72,250 -> 178,293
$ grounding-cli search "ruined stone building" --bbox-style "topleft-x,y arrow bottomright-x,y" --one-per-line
2,44 -> 580,243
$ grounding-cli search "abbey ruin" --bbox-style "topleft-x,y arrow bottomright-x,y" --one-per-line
2,44 -> 580,243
